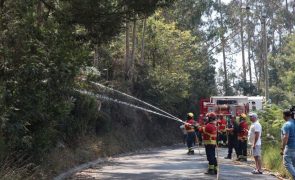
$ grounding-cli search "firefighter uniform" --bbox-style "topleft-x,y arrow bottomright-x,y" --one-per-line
237,113 -> 248,161
199,112 -> 218,175
225,116 -> 239,159
217,116 -> 227,146
185,113 -> 196,155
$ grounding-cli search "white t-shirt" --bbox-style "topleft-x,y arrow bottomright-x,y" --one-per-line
248,121 -> 262,146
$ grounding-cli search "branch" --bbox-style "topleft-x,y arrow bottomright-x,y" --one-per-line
40,0 -> 56,12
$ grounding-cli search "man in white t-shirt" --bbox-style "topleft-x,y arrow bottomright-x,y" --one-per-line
248,112 -> 263,174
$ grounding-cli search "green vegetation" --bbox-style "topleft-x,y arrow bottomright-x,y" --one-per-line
261,34 -> 295,178
0,0 -> 216,178
263,144 -> 289,177
259,105 -> 291,178
269,34 -> 295,106
0,0 -> 295,179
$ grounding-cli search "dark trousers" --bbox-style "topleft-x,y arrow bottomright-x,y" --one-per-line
237,140 -> 247,157
205,145 -> 217,166
227,138 -> 238,158
196,131 -> 202,145
186,132 -> 196,150
218,132 -> 227,144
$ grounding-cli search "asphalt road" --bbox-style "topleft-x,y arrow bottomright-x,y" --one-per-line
70,145 -> 279,180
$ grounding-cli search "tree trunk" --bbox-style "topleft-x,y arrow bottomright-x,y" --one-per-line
152,48 -> 156,69
286,0 -> 292,33
247,10 -> 252,86
37,0 -> 43,26
272,28 -> 275,54
240,8 -> 247,84
257,22 -> 265,94
257,53 -> 263,91
130,19 -> 137,80
279,26 -> 282,52
219,0 -> 228,95
125,22 -> 130,80
140,17 -> 147,66
93,45 -> 99,67
0,0 -> 4,10
253,55 -> 259,90
263,19 -> 269,102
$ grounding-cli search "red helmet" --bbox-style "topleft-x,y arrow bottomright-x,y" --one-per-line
206,112 -> 217,118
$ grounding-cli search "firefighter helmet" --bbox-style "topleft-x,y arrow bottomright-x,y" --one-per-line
206,112 -> 217,121
240,113 -> 247,119
187,112 -> 194,118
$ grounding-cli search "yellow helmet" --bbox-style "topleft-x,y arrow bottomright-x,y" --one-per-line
240,113 -> 247,119
187,113 -> 194,118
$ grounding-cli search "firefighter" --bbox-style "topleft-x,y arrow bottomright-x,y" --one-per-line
237,113 -> 249,161
225,115 -> 239,159
217,115 -> 227,146
199,112 -> 218,175
185,113 -> 196,155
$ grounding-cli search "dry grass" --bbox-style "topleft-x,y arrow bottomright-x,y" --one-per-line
44,122 -> 180,178
0,153 -> 43,180
43,136 -> 104,178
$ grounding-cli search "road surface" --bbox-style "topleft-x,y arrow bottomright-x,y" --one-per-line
69,145 -> 278,180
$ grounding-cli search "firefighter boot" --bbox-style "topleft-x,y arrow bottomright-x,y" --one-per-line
235,155 -> 242,161
205,165 -> 216,175
187,148 -> 194,155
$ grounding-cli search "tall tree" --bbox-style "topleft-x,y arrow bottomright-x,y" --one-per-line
240,1 -> 247,84
125,23 -> 131,80
130,19 -> 137,80
219,0 -> 229,95
141,17 -> 147,65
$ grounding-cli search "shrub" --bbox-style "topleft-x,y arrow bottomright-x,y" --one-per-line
263,144 -> 289,178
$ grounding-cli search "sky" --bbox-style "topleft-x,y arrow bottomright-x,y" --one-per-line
223,0 -> 231,4
213,0 -> 256,94
216,0 -> 253,74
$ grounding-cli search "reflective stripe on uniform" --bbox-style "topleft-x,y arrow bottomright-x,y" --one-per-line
203,127 -> 217,145
209,165 -> 215,170
238,136 -> 247,140
204,140 -> 216,145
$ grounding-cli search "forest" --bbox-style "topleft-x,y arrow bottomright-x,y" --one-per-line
0,0 -> 295,179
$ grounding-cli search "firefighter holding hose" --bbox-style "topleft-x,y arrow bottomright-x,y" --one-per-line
185,113 -> 196,155
199,112 -> 218,175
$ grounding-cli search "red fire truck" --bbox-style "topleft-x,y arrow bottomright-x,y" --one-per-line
198,96 -> 250,124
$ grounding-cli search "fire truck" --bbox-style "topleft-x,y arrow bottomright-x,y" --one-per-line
198,96 -> 250,123
197,96 -> 264,124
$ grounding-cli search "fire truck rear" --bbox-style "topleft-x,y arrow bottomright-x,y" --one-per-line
198,96 -> 250,124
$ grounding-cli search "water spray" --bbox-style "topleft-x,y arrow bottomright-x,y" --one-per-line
76,89 -> 184,124
90,81 -> 183,122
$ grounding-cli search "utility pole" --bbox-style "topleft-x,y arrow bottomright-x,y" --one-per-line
262,15 -> 269,102
219,0 -> 228,95
240,0 -> 247,84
